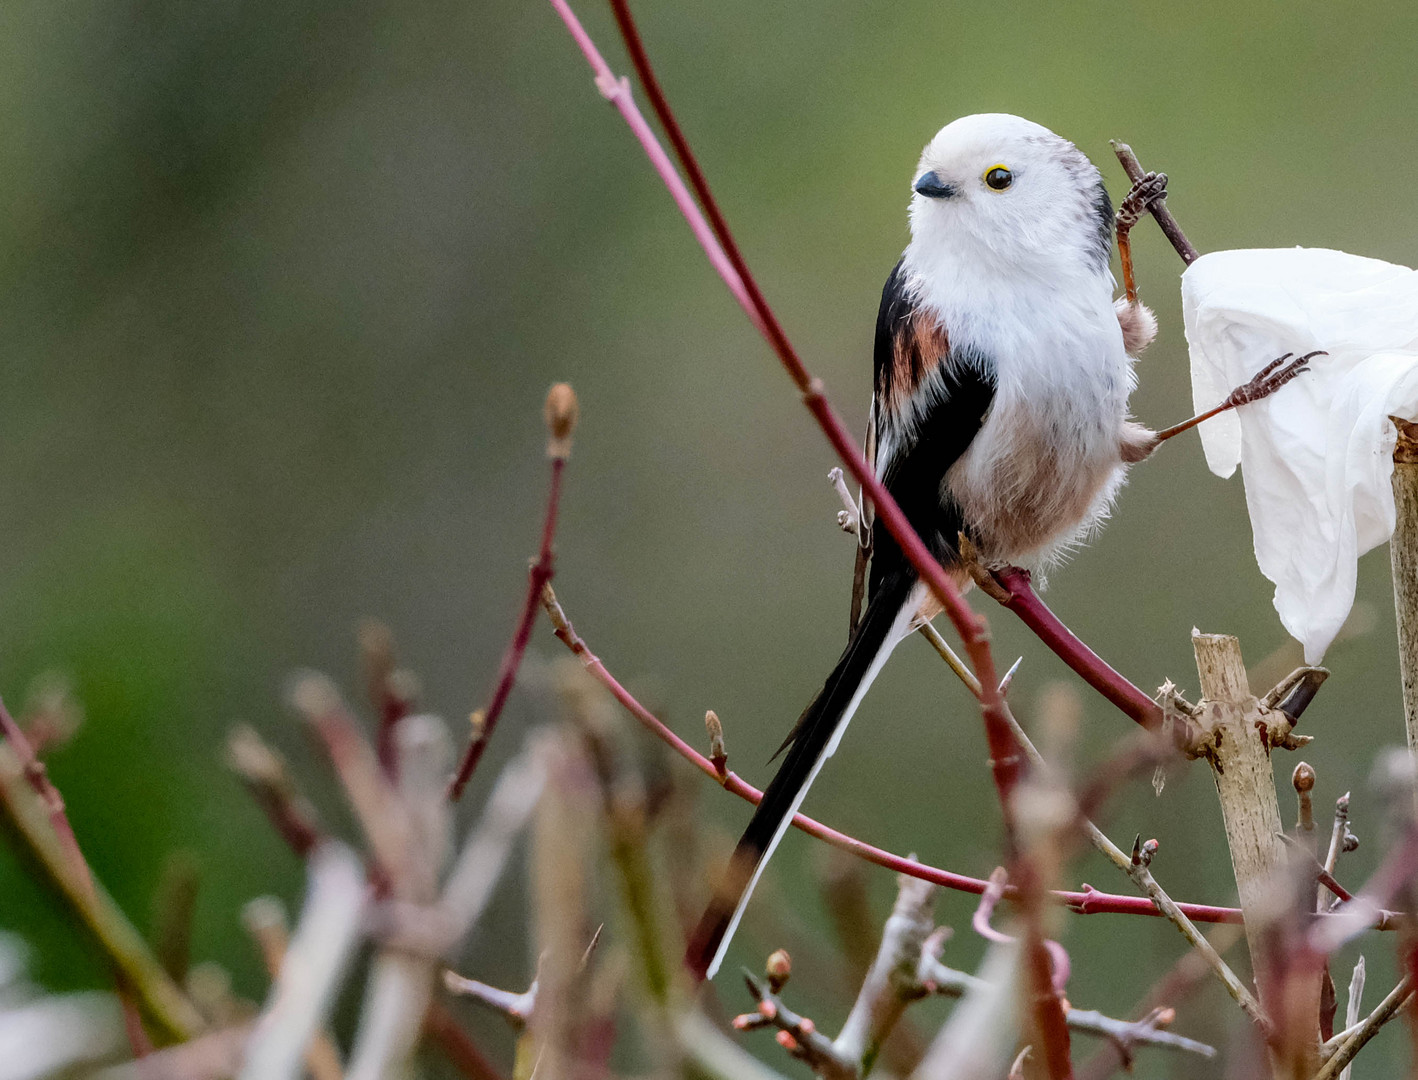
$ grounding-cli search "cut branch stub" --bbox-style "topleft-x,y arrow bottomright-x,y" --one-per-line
1389,416 -> 1418,808
1192,632 -> 1282,931
1191,631 -> 1318,1075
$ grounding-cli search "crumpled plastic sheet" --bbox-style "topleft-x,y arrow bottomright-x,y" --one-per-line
1182,247 -> 1418,664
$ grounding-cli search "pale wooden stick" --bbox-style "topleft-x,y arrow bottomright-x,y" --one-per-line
345,715 -> 452,1080
242,898 -> 345,1080
1390,418 -> 1418,805
239,843 -> 367,1080
834,873 -> 937,1072
1336,955 -> 1365,1080
1191,632 -> 1314,1076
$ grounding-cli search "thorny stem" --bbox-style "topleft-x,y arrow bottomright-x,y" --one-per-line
539,585 -> 1278,926
449,455 -> 565,800
1127,859 -> 1267,1032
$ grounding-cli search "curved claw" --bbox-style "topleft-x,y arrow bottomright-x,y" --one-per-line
1117,171 -> 1169,229
1225,350 -> 1324,409
1252,352 -> 1293,380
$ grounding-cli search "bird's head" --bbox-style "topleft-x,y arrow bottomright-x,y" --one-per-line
908,113 -> 1112,275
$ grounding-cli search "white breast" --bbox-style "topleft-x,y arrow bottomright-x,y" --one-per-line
903,244 -> 1137,569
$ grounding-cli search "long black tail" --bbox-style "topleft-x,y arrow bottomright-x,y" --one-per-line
686,569 -> 917,979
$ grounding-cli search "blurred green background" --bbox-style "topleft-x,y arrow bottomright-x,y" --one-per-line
2,0 -> 1417,1074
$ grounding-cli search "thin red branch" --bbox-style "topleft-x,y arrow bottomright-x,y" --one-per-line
0,696 -> 153,1055
449,457 -> 566,800
541,587 -> 1248,926
992,568 -> 1163,730
1025,923 -> 1075,1076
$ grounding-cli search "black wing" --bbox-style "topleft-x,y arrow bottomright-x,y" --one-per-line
868,258 -> 996,598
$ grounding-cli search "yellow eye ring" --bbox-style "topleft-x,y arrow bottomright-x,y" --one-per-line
983,165 -> 1013,191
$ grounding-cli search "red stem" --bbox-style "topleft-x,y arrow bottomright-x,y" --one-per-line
992,568 -> 1163,730
449,457 -> 566,800
544,592 -> 1248,926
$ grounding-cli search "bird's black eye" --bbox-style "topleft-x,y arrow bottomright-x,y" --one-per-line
983,165 -> 1013,191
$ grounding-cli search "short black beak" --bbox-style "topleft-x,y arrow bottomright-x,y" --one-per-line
913,171 -> 956,199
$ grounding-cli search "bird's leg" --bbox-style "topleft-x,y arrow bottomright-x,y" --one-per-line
1116,171 -> 1169,304
956,532 -> 1011,603
1124,352 -> 1323,462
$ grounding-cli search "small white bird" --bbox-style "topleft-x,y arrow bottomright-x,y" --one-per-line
688,113 -> 1308,979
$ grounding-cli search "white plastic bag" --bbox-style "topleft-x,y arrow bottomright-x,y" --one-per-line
1182,247 -> 1418,663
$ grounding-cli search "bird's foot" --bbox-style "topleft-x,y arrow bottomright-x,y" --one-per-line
1149,350 -> 1323,448
1222,351 -> 1322,410
1117,171 -> 1168,231
957,533 -> 1012,603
